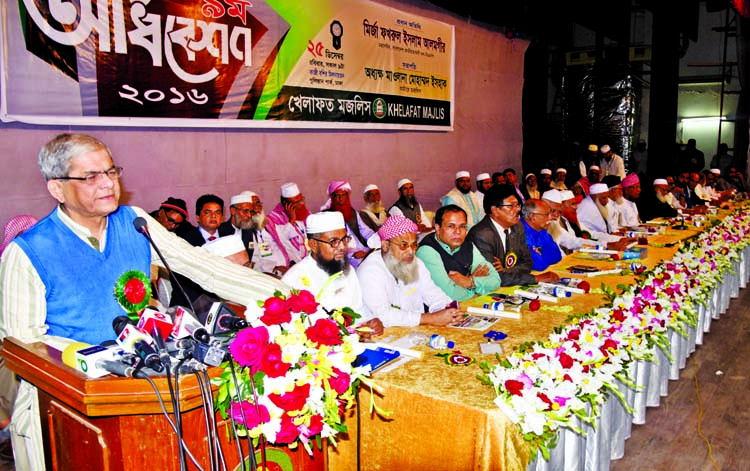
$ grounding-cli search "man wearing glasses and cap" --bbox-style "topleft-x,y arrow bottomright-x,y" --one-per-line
0,133 -> 284,469
150,197 -> 193,236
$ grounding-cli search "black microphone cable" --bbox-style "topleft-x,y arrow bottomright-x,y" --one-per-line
227,357 -> 257,471
170,356 -> 190,471
199,369 -> 227,471
140,373 -> 205,471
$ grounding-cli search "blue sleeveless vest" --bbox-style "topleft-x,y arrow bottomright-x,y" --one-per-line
15,206 -> 151,344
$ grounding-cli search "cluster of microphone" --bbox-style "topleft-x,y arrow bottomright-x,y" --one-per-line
66,301 -> 248,378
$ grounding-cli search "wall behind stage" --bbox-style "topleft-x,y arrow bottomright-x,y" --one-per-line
0,0 -> 527,231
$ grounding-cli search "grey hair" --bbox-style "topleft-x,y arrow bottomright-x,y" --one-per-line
521,199 -> 541,219
38,134 -> 112,181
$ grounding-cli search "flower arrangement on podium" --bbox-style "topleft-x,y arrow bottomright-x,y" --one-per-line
480,209 -> 750,461
113,270 -> 152,321
213,289 -> 379,455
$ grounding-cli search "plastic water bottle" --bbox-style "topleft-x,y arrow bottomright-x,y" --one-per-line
429,334 -> 455,350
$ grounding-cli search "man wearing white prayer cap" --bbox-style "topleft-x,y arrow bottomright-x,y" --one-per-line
576,183 -> 622,242
360,184 -> 388,232
266,182 -> 310,267
203,233 -> 252,268
220,191 -> 287,276
474,172 -> 493,212
552,167 -> 568,190
539,168 -> 553,193
322,180 -> 375,268
389,178 -> 433,233
440,170 -> 483,229
599,144 -> 626,179
282,212 -> 379,336
637,178 -> 679,222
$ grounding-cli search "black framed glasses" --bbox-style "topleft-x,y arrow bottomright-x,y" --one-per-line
310,235 -> 352,248
55,167 -> 123,185
497,202 -> 521,210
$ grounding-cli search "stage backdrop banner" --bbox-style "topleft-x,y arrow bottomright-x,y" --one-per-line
0,0 -> 454,130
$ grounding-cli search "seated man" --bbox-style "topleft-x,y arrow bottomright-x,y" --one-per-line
491,171 -> 507,186
638,179 -> 679,222
181,194 -> 225,246
475,173 -> 493,212
521,173 -> 540,201
664,175 -> 686,209
322,180 -> 374,268
521,199 -> 562,271
281,212 -> 382,336
468,185 -> 559,286
577,183 -> 621,242
0,133 -> 284,469
389,178 -> 432,233
417,205 -> 501,301
266,182 -> 310,267
220,191 -> 287,276
440,171 -> 483,228
357,216 -> 464,327
601,175 -> 625,232
149,197 -> 193,235
620,173 -> 643,226
538,168 -> 553,193
545,190 -> 631,253
551,168 -> 567,190
359,184 -> 388,231
503,168 -> 526,203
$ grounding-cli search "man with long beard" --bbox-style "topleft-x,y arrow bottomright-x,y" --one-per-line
322,180 -> 374,268
601,175 -> 626,232
440,171 -> 483,228
220,191 -> 287,276
389,179 -> 432,234
576,183 -> 622,243
359,184 -> 388,231
266,182 -> 311,268
638,179 -> 679,222
357,216 -> 463,327
282,212 -> 382,336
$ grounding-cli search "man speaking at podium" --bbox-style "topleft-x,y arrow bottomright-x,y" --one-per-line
0,133 -> 286,469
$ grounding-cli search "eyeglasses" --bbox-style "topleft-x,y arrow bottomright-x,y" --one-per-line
310,235 -> 352,248
164,213 -> 183,225
497,203 -> 521,210
390,240 -> 419,251
55,166 -> 123,185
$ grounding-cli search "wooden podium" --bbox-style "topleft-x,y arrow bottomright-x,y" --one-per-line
1,337 -> 326,471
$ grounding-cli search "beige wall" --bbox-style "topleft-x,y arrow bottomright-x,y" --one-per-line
0,0 -> 527,229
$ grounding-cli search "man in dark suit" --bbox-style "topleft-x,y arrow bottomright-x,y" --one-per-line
468,184 -> 559,287
181,194 -> 225,246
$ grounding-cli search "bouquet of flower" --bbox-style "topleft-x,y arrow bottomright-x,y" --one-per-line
213,289 -> 377,454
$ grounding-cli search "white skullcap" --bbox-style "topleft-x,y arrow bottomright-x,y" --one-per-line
455,171 -> 470,179
280,182 -> 300,198
476,173 -> 491,181
590,183 -> 609,195
363,184 -> 379,193
525,173 -> 536,181
542,189 -> 562,204
556,168 -> 567,174
540,168 -> 552,175
306,212 -> 345,234
653,178 -> 668,186
589,165 -> 601,172
397,178 -> 412,189
560,190 -> 575,201
710,168 -> 721,175
203,234 -> 245,257
230,191 -> 257,206
600,144 -> 611,153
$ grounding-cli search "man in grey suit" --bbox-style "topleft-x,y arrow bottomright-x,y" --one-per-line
467,184 -> 559,287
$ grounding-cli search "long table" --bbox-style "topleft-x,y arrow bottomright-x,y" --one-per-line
327,212 -> 748,471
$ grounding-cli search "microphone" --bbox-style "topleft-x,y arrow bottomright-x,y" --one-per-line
133,217 -> 196,315
113,316 -> 165,372
204,302 -> 248,336
137,307 -> 174,343
167,306 -> 211,344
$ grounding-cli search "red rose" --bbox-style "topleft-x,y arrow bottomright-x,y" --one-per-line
304,414 -> 324,437
326,367 -> 351,395
275,414 -> 301,444
260,343 -> 291,378
269,383 -> 310,411
567,328 -> 581,340
558,352 -> 574,369
287,290 -> 319,314
504,379 -> 525,396
124,278 -> 147,304
306,319 -> 343,346
229,327 -> 269,369
230,401 -> 270,429
529,299 -> 541,311
611,309 -> 625,323
261,296 -> 292,325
